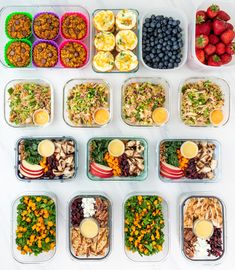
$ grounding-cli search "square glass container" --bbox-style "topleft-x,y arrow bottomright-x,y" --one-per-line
4,78 -> 54,128
121,77 -> 170,127
123,193 -> 169,262
92,9 -> 139,73
63,79 -> 111,128
180,194 -> 226,263
12,192 -> 57,264
179,77 -> 230,127
158,139 -> 221,183
68,193 -> 112,260
15,136 -> 78,182
87,137 -> 148,181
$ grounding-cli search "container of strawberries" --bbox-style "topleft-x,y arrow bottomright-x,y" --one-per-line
191,0 -> 235,68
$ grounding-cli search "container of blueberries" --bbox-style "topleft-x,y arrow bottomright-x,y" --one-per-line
141,8 -> 188,70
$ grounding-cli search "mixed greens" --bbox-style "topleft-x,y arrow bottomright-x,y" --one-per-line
90,139 -> 110,165
122,82 -> 166,125
125,195 -> 165,256
161,141 -> 183,167
16,195 -> 56,256
23,140 -> 41,165
8,82 -> 51,125
181,80 -> 224,126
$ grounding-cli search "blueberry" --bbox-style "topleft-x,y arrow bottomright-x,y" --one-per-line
159,53 -> 164,58
144,22 -> 150,28
158,62 -> 163,68
150,42 -> 154,47
156,22 -> 161,28
172,28 -> 178,34
150,22 -> 155,28
157,44 -> 162,49
148,27 -> 153,32
168,62 -> 173,68
151,15 -> 156,20
146,47 -> 150,52
145,18 -> 150,23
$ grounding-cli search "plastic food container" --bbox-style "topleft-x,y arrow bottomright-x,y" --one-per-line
121,77 -> 170,127
180,194 -> 226,263
4,79 -> 54,128
123,193 -> 169,262
12,192 -> 57,264
15,136 -> 78,182
140,7 -> 188,71
189,0 -> 235,70
158,139 -> 221,183
179,77 -> 230,127
63,79 -> 112,128
87,137 -> 148,181
0,5 -> 90,68
92,9 -> 139,73
68,194 -> 112,260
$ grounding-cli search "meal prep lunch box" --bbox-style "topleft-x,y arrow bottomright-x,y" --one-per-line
87,137 -> 148,181
15,136 -> 78,182
121,77 -> 170,127
179,77 -> 230,127
12,192 -> 57,264
4,79 -> 54,128
0,5 -> 90,68
63,79 -> 112,128
180,193 -> 226,263
158,139 -> 221,183
68,194 -> 112,260
92,9 -> 139,73
123,193 -> 169,262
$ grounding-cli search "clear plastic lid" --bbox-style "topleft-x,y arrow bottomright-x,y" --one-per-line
12,192 -> 57,264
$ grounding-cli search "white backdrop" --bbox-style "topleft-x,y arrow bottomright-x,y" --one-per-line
0,0 -> 234,270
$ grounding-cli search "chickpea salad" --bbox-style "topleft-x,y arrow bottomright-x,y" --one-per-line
180,80 -> 225,127
7,81 -> 52,126
124,195 -> 165,257
122,81 -> 167,126
15,195 -> 56,256
65,81 -> 110,126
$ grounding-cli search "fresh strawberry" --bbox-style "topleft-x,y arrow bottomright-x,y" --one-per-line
196,21 -> 211,35
226,42 -> 235,55
207,54 -> 222,66
213,19 -> 227,35
221,53 -> 232,64
195,34 -> 209,49
209,34 -> 219,44
216,42 -> 226,55
196,49 -> 205,63
220,29 -> 235,45
204,44 -> 216,55
196,10 -> 207,24
227,23 -> 234,30
216,10 -> 230,21
207,4 -> 220,18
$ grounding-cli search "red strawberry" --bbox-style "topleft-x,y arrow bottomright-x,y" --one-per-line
207,54 -> 222,66
196,10 -> 207,24
216,42 -> 226,55
209,34 -> 219,44
227,23 -> 234,30
195,34 -> 209,49
204,44 -> 216,55
216,10 -> 230,21
221,53 -> 232,64
213,19 -> 227,35
220,29 -> 235,45
207,4 -> 220,18
196,21 -> 211,35
226,42 -> 235,55
196,49 -> 205,63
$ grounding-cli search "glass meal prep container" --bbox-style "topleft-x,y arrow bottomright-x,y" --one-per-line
180,194 -> 226,263
87,137 -> 148,181
12,192 -> 57,264
158,139 -> 221,183
63,79 -> 112,128
123,193 -> 169,262
190,0 -> 235,70
0,5 -> 90,68
121,77 -> 170,127
140,7 -> 188,71
4,79 -> 54,128
68,194 -> 112,260
15,136 -> 78,182
179,77 -> 230,127
91,9 -> 139,73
